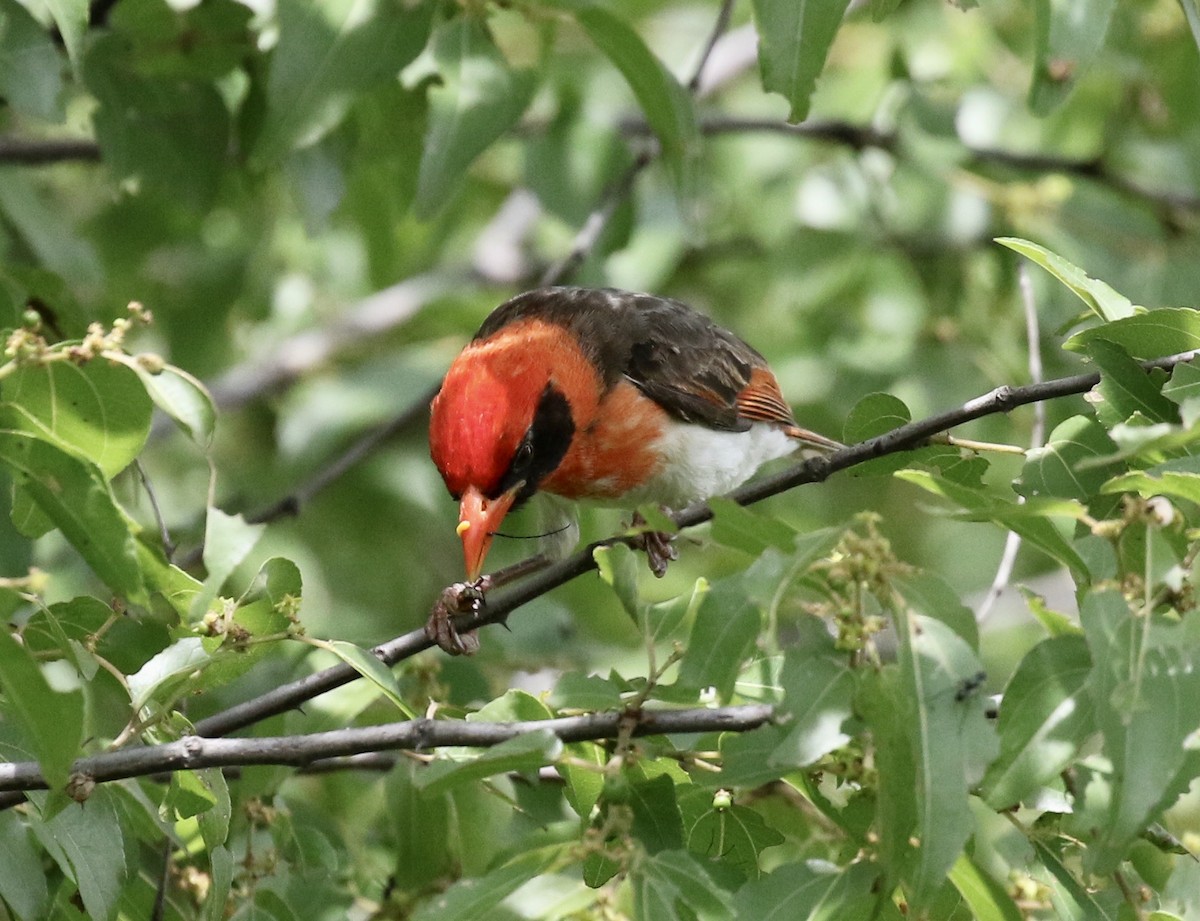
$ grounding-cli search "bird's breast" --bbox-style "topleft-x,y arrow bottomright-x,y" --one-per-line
539,379 -> 797,508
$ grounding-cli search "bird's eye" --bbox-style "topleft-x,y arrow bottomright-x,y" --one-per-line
513,441 -> 534,470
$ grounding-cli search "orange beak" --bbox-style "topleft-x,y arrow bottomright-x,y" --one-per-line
456,484 -> 521,581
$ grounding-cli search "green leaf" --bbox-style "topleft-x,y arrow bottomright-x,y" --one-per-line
678,574 -> 762,701
895,572 -> 979,649
733,859 -> 882,920
414,17 -> 536,216
1086,339 -> 1179,426
980,635 -> 1094,810
164,769 -> 218,820
196,768 -> 231,851
1081,589 -> 1200,874
415,730 -> 563,796
574,5 -> 698,189
40,0 -> 87,71
593,542 -> 641,621
251,0 -> 433,167
1028,0 -> 1116,114
3,360 -> 153,478
0,423 -> 146,600
631,850 -> 734,921
843,391 -> 910,443
947,854 -> 1023,921
1063,306 -> 1200,356
1103,456 -> 1200,505
678,787 -> 784,879
0,806 -> 50,921
997,238 -> 1135,322
310,639 -> 415,718
629,773 -> 685,853
0,0 -> 62,120
897,613 -> 998,910
770,644 -> 854,768
552,672 -> 624,711
708,497 -> 797,554
1016,415 -> 1122,503
190,508 -> 266,621
411,848 -> 557,921
31,788 -> 126,921
1162,359 -> 1200,405
123,358 -> 216,444
204,845 -> 234,921
126,637 -> 210,710
388,760 -> 454,892
750,0 -> 852,123
897,469 -> 1089,577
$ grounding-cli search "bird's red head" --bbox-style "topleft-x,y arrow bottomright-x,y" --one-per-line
429,321 -> 583,580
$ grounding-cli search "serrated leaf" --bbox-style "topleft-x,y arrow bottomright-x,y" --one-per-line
411,848 -> 557,921
415,730 -> 562,796
678,575 -> 761,701
2,360 -> 152,478
0,623 -> 83,791
252,0 -> 433,166
678,787 -> 783,879
631,850 -> 734,920
1087,339 -> 1179,426
770,646 -> 854,768
897,469 -> 1089,577
1063,306 -> 1200,355
998,238 -> 1135,322
980,635 -> 1094,809
0,423 -> 146,600
0,810 -> 49,921
414,17 -> 536,216
733,859 -> 882,920
1081,589 -> 1200,874
31,788 -> 125,921
750,0 -> 851,123
1028,0 -> 1116,114
1016,415 -> 1122,503
1103,455 -> 1200,504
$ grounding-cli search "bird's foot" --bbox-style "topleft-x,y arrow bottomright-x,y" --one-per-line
425,579 -> 489,656
629,510 -> 678,578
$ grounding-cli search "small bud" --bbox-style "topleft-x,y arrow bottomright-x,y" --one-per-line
712,789 -> 732,811
135,352 -> 166,374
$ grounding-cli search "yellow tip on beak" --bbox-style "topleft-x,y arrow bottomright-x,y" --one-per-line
456,484 -> 521,581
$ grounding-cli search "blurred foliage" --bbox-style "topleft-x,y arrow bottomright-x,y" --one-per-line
1,0 -> 1200,918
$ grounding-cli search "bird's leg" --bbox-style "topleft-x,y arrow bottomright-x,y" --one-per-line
425,553 -> 552,655
629,508 -> 678,578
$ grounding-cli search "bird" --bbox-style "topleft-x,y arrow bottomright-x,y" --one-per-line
426,286 -> 841,653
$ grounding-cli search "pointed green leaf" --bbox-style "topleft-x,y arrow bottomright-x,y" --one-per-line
1028,0 -> 1116,114
998,238 -> 1135,322
948,854 -> 1023,921
415,730 -> 562,796
411,848 -> 558,921
0,811 -> 49,921
310,639 -> 415,718
414,17 -> 536,216
31,788 -> 125,921
0,622 -> 83,791
750,0 -> 852,123
1063,307 -> 1200,356
1086,339 -> 1178,426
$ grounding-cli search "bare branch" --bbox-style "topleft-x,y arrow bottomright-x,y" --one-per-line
0,137 -> 101,164
687,0 -> 737,92
976,263 -> 1045,624
0,705 -> 774,794
189,348 -> 1200,740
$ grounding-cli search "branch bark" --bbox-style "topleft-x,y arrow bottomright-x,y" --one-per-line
0,705 -> 773,793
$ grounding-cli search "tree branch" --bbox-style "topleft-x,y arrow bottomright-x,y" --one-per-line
0,137 -> 101,164
188,348 -> 1200,740
0,705 -> 773,794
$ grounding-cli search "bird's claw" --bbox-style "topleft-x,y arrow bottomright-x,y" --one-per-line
629,510 -> 678,578
425,580 -> 487,655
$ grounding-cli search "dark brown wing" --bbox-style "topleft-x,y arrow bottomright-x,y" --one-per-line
476,287 -> 836,443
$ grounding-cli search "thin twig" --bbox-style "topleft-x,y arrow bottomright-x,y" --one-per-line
0,705 -> 774,793
186,348 -> 1200,741
687,0 -> 737,92
0,137 -> 101,164
134,460 -> 176,559
976,263 -> 1044,624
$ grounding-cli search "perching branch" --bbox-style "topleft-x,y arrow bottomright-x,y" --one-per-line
0,705 -> 773,793
189,348 -> 1200,740
0,137 -> 101,164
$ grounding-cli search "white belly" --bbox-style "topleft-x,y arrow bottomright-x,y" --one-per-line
620,421 -> 798,509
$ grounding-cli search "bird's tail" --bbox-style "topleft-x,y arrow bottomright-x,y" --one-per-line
783,425 -> 845,455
